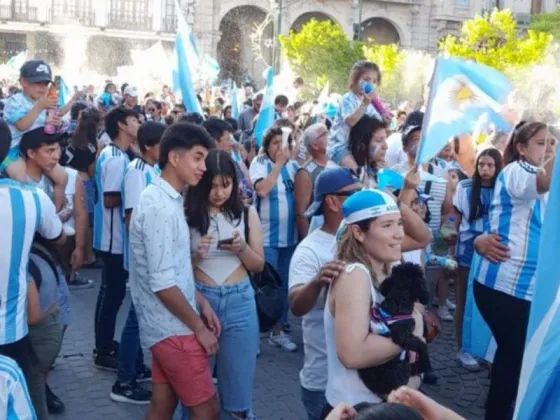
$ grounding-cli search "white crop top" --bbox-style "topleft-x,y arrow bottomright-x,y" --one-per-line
189,212 -> 246,285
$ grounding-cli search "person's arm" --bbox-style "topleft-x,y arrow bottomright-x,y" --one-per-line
442,181 -> 455,217
26,280 -> 56,325
250,153 -> 287,198
71,176 -> 88,269
537,154 -> 555,194
474,234 -> 510,263
332,268 -> 402,369
238,206 -> 265,273
123,167 -> 144,231
343,94 -> 373,128
400,202 -> 433,252
36,188 -> 66,245
102,155 -> 125,208
294,169 -> 312,239
11,96 -> 55,132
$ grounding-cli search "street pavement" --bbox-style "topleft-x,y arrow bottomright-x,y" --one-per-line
48,268 -> 489,419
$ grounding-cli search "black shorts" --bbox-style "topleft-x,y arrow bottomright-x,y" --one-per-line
0,335 -> 37,373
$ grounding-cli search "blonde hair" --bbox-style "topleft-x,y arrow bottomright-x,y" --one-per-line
337,219 -> 391,291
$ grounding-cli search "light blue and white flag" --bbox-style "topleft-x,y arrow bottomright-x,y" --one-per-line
462,251 -> 496,362
514,152 -> 560,420
7,51 -> 27,70
417,57 -> 512,164
173,0 -> 203,116
58,76 -> 71,109
377,168 -> 404,191
231,83 -> 240,119
253,67 -> 275,148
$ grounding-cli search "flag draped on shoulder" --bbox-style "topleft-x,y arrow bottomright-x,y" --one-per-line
514,152 -> 560,420
416,57 -> 512,164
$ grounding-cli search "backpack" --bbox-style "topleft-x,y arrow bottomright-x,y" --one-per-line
243,206 -> 283,332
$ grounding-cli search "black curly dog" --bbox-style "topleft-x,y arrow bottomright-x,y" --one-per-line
358,262 -> 432,396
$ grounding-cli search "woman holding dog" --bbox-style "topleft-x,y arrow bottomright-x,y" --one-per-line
322,187 -> 429,417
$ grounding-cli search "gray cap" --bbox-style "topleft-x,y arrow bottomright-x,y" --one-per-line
302,123 -> 328,151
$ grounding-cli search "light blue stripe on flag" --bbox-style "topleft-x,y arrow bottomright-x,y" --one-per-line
417,57 -> 512,164
462,252 -> 496,362
253,67 -> 275,148
58,76 -> 71,109
514,152 -> 560,420
231,83 -> 240,119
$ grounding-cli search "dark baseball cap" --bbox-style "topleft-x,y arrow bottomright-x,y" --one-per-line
20,60 -> 53,83
402,110 -> 424,145
305,167 -> 361,217
20,127 -> 62,157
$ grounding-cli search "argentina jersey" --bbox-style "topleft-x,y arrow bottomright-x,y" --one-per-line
249,154 -> 299,248
453,179 -> 494,245
122,158 -> 160,271
472,161 -> 548,301
0,180 -> 62,345
93,144 -> 129,254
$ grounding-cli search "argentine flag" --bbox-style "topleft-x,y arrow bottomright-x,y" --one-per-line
58,76 -> 71,109
514,152 -> 560,420
253,67 -> 275,148
173,0 -> 203,116
417,57 -> 512,164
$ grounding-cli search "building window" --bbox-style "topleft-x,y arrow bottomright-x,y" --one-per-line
13,0 -> 38,21
162,0 -> 177,33
454,0 -> 470,7
51,0 -> 95,26
109,0 -> 152,30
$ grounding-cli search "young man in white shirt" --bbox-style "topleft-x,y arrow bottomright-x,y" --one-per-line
92,107 -> 139,370
128,122 -> 221,420
289,168 -> 362,420
0,119 -> 65,373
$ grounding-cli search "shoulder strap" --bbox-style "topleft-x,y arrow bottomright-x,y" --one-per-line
243,206 -> 250,245
424,163 -> 434,195
31,243 -> 61,285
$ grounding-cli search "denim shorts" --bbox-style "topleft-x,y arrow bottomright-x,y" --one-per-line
456,241 -> 474,268
196,278 -> 259,416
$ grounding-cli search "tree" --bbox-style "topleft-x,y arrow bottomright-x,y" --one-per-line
529,8 -> 560,39
439,9 -> 551,76
279,19 -> 364,97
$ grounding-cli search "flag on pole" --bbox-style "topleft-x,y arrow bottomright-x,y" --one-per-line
174,0 -> 203,116
417,57 -> 512,164
7,51 -> 27,70
231,83 -> 240,119
253,67 -> 275,148
514,152 -> 560,420
58,76 -> 71,109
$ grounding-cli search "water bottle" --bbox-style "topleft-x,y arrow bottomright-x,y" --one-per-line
440,215 -> 458,240
44,86 -> 59,134
428,255 -> 458,270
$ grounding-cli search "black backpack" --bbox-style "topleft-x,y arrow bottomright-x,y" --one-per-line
243,206 -> 283,332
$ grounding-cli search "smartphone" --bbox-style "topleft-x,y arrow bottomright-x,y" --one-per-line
217,238 -> 234,248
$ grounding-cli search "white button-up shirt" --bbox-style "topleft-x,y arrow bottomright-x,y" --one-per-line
128,176 -> 198,349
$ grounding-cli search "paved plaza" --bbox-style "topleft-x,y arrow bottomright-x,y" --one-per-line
48,268 -> 489,419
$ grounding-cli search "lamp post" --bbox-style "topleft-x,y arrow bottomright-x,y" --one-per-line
270,0 -> 283,73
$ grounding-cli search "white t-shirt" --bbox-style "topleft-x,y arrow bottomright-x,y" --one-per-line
385,132 -> 407,168
288,229 -> 336,391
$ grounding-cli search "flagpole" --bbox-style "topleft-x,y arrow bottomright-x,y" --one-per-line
415,56 -> 441,166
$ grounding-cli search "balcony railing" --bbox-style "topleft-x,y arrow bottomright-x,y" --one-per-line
50,0 -> 95,26
0,4 -> 39,21
161,16 -> 176,33
108,12 -> 152,31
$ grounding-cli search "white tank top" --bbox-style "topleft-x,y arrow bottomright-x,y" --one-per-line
324,263 -> 383,407
189,212 -> 246,285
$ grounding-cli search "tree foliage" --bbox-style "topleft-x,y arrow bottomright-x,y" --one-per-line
529,9 -> 560,39
439,9 -> 551,75
279,19 -> 364,96
363,43 -> 405,104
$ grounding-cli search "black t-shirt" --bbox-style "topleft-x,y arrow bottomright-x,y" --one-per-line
60,140 -> 97,173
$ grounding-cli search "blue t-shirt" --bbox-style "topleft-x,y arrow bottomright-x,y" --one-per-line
4,92 -> 47,148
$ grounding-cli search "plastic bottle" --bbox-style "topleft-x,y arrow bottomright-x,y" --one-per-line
44,86 -> 59,134
428,254 -> 458,270
440,215 -> 458,240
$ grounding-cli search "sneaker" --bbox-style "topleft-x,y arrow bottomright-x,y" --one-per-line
94,350 -> 118,372
423,370 -> 439,385
69,273 -> 94,289
268,331 -> 297,352
46,383 -> 65,414
437,306 -> 454,322
282,323 -> 292,334
136,366 -> 152,383
446,299 -> 456,311
456,350 -> 480,371
109,380 -> 151,405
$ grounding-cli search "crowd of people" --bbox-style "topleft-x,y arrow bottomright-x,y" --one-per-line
0,56 -> 556,420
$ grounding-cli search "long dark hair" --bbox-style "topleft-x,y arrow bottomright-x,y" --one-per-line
71,108 -> 100,150
186,149 -> 243,236
349,115 -> 386,176
503,121 -> 547,166
468,148 -> 503,223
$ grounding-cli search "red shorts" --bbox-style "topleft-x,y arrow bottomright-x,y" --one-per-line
151,335 -> 216,407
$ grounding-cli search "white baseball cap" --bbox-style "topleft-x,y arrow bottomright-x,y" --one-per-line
123,86 -> 138,98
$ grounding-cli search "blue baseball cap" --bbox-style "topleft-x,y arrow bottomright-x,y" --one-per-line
305,167 -> 360,217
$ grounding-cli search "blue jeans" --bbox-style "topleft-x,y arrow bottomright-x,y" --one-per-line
301,386 -> 327,420
117,303 -> 144,381
196,279 -> 258,417
263,246 -> 295,326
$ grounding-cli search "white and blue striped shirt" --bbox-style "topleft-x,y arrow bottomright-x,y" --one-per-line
93,144 -> 129,254
249,154 -> 299,248
473,161 -> 548,301
0,355 -> 36,419
123,158 -> 160,271
0,180 -> 62,345
453,179 -> 494,246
